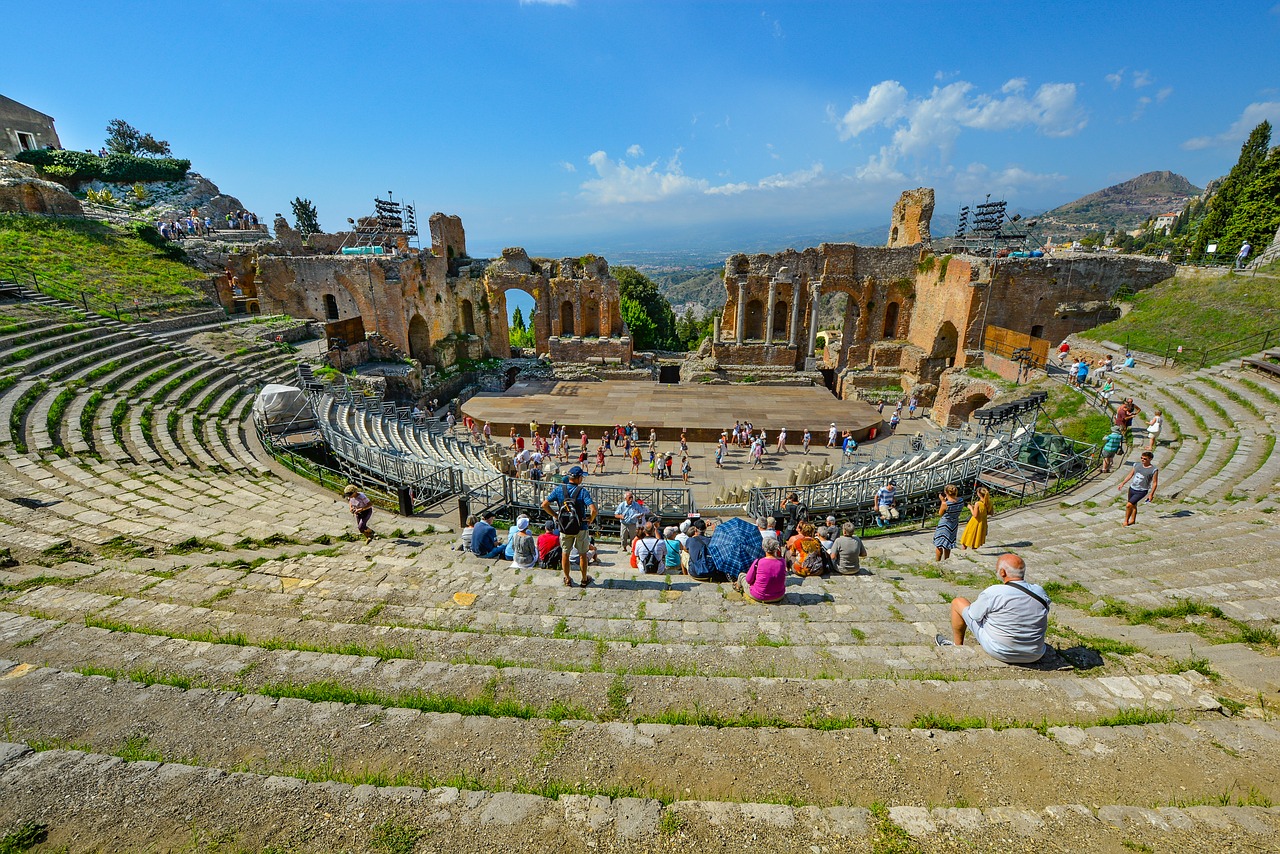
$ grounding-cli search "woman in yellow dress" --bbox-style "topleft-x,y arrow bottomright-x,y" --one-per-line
959,486 -> 993,551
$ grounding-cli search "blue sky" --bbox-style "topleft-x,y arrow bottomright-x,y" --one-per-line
6,1 -> 1280,258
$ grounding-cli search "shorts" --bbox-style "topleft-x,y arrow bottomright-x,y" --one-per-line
878,505 -> 900,521
1127,488 -> 1149,505
961,607 -> 1042,664
560,529 -> 590,556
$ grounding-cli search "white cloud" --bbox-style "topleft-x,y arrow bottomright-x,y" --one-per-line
1183,101 -> 1280,149
766,143 -> 781,160
558,161 -> 576,173
834,78 -> 1086,179
625,144 -> 644,158
1156,87 -> 1173,103
706,164 -> 825,196
1132,70 -> 1153,89
580,150 -> 708,204
953,162 -> 1066,197
835,80 -> 908,140
1105,69 -> 1125,89
761,10 -> 784,39
579,149 -> 823,204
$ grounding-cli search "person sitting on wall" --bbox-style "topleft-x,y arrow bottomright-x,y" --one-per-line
470,510 -> 504,559
936,554 -> 1049,664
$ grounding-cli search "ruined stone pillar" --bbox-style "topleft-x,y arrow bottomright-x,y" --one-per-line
713,312 -> 721,342
735,280 -> 746,344
765,281 -> 777,346
788,282 -> 802,348
807,281 -> 821,358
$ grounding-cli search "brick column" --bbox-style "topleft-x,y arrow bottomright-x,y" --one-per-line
735,280 -> 746,344
807,281 -> 821,358
765,280 -> 777,345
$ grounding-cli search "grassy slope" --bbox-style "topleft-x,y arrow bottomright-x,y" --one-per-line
1081,261 -> 1280,356
0,214 -> 202,303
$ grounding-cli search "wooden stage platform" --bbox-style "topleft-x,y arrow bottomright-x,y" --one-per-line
460,381 -> 883,443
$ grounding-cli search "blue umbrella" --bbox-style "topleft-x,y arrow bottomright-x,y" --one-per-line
708,517 -> 764,581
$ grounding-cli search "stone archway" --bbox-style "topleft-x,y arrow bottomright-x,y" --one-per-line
582,297 -> 600,337
560,301 -> 575,336
883,302 -> 900,338
932,321 -> 959,365
408,314 -> 432,363
460,300 -> 476,336
744,299 -> 764,340
950,390 -> 992,424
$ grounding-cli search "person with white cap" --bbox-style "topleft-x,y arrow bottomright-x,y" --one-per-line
827,423 -> 838,448
509,515 -> 538,568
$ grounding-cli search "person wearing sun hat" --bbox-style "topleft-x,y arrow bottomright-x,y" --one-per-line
509,515 -> 538,568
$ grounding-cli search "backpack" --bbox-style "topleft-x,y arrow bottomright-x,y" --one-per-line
539,544 -> 562,569
557,485 -> 584,535
638,539 -> 662,574
793,538 -> 827,578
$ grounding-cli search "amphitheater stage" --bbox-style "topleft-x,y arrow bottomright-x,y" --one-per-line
460,380 -> 883,443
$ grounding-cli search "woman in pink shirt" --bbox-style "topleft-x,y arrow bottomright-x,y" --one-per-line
735,539 -> 787,603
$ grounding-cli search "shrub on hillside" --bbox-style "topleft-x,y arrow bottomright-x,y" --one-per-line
127,221 -> 187,262
15,149 -> 191,183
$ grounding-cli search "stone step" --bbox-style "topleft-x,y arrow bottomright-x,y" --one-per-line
0,663 -> 1275,814
0,614 -> 1224,728
3,740 -> 1277,854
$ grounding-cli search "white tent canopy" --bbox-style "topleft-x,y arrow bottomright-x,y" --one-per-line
252,384 -> 317,435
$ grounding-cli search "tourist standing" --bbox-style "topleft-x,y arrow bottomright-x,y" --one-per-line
614,491 -> 646,545
960,486 -> 993,551
343,484 -> 375,542
1100,427 -> 1124,474
540,466 -> 597,587
934,484 -> 963,561
827,423 -> 837,448
1117,451 -> 1159,527
889,411 -> 900,433
802,429 -> 811,454
776,428 -> 787,454
908,396 -> 918,419
1145,410 -> 1163,452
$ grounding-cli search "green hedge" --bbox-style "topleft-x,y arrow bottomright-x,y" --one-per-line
15,149 -> 191,183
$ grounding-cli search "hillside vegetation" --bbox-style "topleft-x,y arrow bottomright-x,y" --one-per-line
1081,262 -> 1280,358
0,214 -> 203,305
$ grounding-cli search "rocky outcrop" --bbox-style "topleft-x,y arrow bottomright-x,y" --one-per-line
79,172 -> 246,222
0,160 -> 83,215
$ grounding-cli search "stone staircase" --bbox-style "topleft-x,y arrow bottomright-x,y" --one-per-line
0,327 -> 1278,850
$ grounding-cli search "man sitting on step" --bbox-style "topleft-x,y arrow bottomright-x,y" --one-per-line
936,554 -> 1049,664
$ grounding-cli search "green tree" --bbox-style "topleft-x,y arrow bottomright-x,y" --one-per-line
105,119 -> 141,155
512,306 -> 526,332
1190,120 -> 1272,260
613,266 -> 678,350
291,197 -> 321,237
1217,146 -> 1280,262
105,119 -> 171,157
675,307 -> 713,351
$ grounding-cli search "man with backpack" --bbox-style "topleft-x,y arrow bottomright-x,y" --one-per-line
541,466 -> 598,587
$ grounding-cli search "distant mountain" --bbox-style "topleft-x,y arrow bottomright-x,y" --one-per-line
1033,171 -> 1202,240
